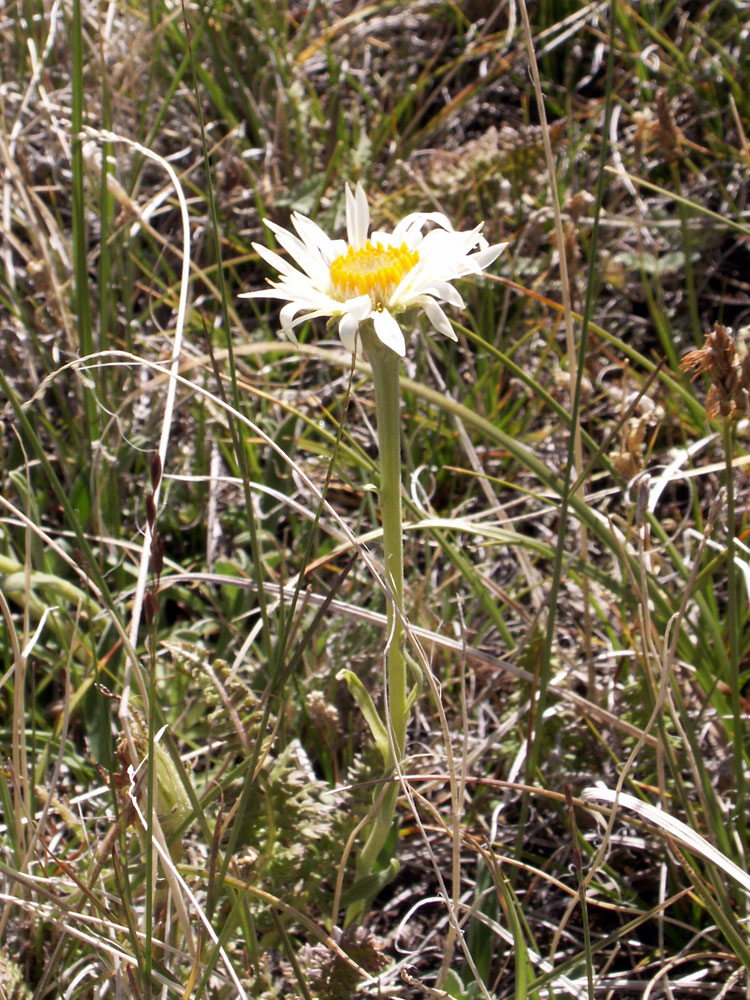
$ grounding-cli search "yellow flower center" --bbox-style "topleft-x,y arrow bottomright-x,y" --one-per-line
329,240 -> 419,304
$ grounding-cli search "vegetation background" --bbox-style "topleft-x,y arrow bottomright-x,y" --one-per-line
2,0 -> 750,996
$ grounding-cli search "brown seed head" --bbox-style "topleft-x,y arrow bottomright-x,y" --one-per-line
656,89 -> 681,165
681,323 -> 750,419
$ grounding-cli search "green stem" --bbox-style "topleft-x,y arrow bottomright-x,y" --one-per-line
353,784 -> 399,881
344,323 -> 408,920
361,324 -> 407,764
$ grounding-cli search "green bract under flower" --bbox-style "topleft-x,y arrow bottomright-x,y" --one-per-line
241,183 -> 506,357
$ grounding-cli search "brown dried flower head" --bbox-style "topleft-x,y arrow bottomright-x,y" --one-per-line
655,89 -> 681,165
681,323 -> 750,419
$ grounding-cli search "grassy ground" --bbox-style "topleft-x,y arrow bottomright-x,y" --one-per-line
2,0 -> 750,996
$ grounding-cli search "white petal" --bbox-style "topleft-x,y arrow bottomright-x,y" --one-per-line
390,210 -> 453,244
419,226 -> 485,267
242,283 -> 345,318
472,242 -> 507,269
288,211 -> 331,250
373,310 -> 406,356
443,235 -> 506,278
339,295 -> 372,354
369,229 -> 393,247
281,306 -> 344,336
263,221 -> 331,287
243,188 -> 505,357
288,307 -> 339,326
338,312 -> 361,354
344,294 -> 373,323
279,302 -> 303,340
385,257 -> 424,306
291,213 -> 344,265
422,298 -> 457,341
251,241 -> 315,285
346,182 -> 370,250
429,281 -> 465,307
392,270 -> 464,309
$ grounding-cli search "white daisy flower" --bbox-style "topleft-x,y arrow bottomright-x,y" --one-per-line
240,183 -> 507,358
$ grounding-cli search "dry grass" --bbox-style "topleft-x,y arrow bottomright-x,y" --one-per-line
2,1 -> 750,997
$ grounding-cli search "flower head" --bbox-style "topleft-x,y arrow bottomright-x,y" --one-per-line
681,322 -> 750,419
241,183 -> 506,357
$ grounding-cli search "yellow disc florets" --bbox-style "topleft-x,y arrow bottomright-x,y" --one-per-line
329,240 -> 419,305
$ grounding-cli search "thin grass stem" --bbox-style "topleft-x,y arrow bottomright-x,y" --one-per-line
722,418 -> 746,859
